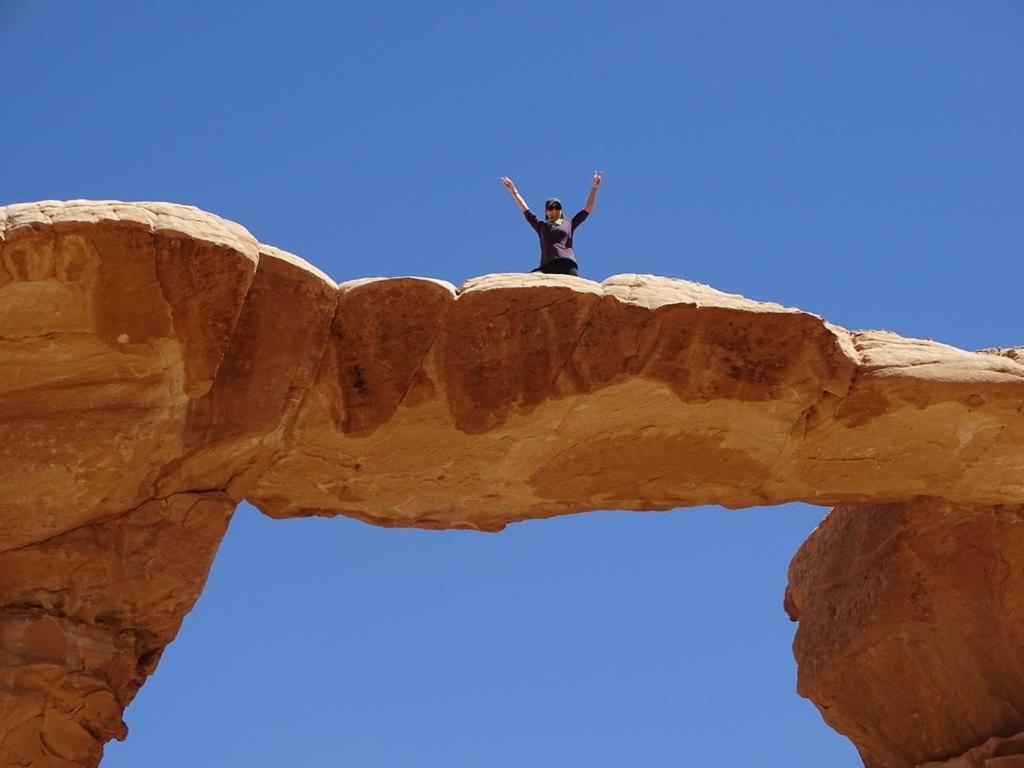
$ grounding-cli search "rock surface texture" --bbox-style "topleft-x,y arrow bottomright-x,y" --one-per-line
788,501 -> 1024,768
1,200 -> 1022,766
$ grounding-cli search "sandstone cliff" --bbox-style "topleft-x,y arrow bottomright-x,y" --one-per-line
1,200 -> 1022,766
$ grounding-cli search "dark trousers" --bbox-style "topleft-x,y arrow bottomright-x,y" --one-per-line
531,258 -> 579,276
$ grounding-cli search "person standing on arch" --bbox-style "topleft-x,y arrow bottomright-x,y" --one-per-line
500,171 -> 602,276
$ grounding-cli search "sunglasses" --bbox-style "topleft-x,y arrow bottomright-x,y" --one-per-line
545,204 -> 562,210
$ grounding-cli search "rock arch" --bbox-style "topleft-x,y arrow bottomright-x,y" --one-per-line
1,201 -> 1022,767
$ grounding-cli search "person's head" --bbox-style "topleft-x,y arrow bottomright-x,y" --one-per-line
544,198 -> 563,221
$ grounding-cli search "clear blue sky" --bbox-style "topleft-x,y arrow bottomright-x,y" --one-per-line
2,2 -> 1021,766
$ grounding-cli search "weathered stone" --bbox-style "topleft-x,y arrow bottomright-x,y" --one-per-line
251,275 -> 1024,529
4,201 -> 1023,542
2,200 -> 1023,767
918,730 -> 1024,767
0,202 -> 258,551
787,500 -> 1024,768
0,613 -> 136,768
0,491 -> 232,767
159,243 -> 337,498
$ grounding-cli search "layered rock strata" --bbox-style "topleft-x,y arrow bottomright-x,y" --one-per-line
1,200 -> 1022,766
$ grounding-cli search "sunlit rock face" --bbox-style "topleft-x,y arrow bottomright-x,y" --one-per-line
787,500 -> 1024,768
3,202 -> 1022,541
249,273 -> 1024,531
0,492 -> 232,768
1,200 -> 1022,766
0,202 -> 336,552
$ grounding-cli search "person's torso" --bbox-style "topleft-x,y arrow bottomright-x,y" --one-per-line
537,217 -> 576,261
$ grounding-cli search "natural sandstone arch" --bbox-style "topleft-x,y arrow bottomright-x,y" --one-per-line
1,201 -> 1022,767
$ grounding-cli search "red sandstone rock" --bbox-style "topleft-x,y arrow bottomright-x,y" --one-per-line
251,275 -> 1024,529
787,500 -> 1024,768
2,200 -> 1023,766
918,731 -> 1024,767
0,492 -> 232,767
0,202 -> 258,551
3,201 -> 1022,542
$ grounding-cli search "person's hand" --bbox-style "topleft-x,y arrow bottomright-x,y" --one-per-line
500,176 -> 516,191
592,170 -> 603,188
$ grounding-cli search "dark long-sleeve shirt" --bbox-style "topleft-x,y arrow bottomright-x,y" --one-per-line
523,209 -> 589,266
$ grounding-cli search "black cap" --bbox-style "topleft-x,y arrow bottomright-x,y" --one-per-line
544,197 -> 563,209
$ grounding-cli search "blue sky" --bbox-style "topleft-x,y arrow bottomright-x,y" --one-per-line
1,1 -> 1021,765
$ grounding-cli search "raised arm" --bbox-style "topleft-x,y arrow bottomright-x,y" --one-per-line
500,176 -> 530,213
584,170 -> 602,213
